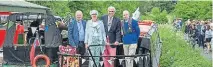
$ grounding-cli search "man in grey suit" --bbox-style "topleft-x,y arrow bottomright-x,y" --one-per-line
101,6 -> 121,67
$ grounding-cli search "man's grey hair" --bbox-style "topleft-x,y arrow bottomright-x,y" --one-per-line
123,10 -> 129,15
108,6 -> 116,12
75,10 -> 83,15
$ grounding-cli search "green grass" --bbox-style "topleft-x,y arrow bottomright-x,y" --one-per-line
158,24 -> 212,67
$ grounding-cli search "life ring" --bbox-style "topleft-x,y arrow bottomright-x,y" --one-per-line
32,54 -> 51,67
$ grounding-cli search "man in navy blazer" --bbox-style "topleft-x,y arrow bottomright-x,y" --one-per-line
68,10 -> 86,56
101,6 -> 121,67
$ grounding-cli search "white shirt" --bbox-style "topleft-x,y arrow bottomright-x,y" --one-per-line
108,16 -> 113,31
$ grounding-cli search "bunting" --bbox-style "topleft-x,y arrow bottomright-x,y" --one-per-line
90,60 -> 94,67
82,59 -> 86,64
134,57 -> 140,64
31,27 -> 37,35
126,59 -> 131,64
71,56 -> 149,66
100,61 -> 104,66
119,59 -> 124,65
108,60 -> 113,65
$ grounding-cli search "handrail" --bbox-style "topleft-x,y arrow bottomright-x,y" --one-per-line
58,52 -> 150,57
87,43 -> 123,47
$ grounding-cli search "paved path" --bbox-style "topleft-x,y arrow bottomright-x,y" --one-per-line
195,46 -> 212,61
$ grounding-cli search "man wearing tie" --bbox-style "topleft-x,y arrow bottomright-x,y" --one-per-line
101,6 -> 121,67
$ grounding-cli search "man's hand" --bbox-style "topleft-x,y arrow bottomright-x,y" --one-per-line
114,41 -> 119,45
106,42 -> 110,45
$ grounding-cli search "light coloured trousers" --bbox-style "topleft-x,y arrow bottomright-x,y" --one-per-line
88,46 -> 104,67
123,44 -> 137,67
184,33 -> 189,41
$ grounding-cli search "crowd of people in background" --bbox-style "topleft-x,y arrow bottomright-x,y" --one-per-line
173,18 -> 213,54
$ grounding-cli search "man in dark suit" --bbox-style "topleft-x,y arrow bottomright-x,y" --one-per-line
101,6 -> 121,67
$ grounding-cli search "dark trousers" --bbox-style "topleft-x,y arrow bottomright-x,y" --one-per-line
198,35 -> 204,49
115,45 -> 124,67
77,41 -> 85,67
77,41 -> 85,56
138,48 -> 151,67
191,37 -> 196,48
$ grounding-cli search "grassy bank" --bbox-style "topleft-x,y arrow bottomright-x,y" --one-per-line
159,24 -> 212,67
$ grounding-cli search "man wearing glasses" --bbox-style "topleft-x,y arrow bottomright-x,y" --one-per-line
101,6 -> 121,67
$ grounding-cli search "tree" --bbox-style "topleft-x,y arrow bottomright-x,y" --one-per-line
29,1 -> 71,17
29,1 -> 175,21
139,1 -> 176,15
68,1 -> 142,20
173,1 -> 212,20
142,7 -> 168,24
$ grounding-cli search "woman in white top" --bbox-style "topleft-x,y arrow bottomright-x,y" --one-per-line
210,23 -> 213,53
84,10 -> 106,67
205,23 -> 212,53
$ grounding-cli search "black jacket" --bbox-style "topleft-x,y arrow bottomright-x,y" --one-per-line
101,15 -> 121,43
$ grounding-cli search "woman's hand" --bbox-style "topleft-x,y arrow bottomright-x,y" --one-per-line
85,43 -> 88,49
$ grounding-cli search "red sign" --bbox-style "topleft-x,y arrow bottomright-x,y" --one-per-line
0,12 -> 11,48
0,12 -> 11,15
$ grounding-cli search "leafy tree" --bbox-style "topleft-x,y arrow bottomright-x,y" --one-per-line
68,1 -> 142,20
173,1 -> 212,20
29,1 -> 175,20
139,1 -> 176,15
29,1 -> 70,17
142,7 -> 168,24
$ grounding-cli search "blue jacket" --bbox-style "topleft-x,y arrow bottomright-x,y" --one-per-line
68,19 -> 86,47
122,18 -> 140,44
